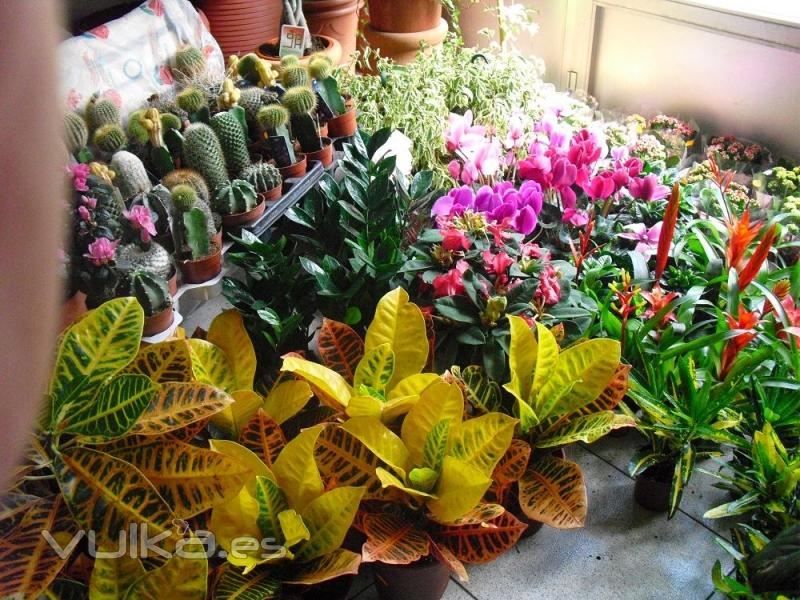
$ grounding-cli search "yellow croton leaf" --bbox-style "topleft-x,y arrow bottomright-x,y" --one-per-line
281,356 -> 352,408
295,486 -> 365,561
345,395 -> 384,419
262,380 -> 314,424
207,310 -> 257,392
504,315 -> 537,404
387,373 -> 441,400
278,508 -> 310,549
381,394 -> 421,424
427,456 -> 491,524
186,339 -> 236,393
376,467 -> 435,501
212,390 -> 263,438
530,322 -> 560,406
450,413 -> 518,477
341,417 -> 410,477
364,288 -> 428,389
401,381 -> 464,467
272,424 -> 325,511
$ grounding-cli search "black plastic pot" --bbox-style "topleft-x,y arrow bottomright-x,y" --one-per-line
373,558 -> 450,600
634,460 -> 674,512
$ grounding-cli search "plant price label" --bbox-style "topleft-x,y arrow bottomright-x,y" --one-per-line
279,25 -> 308,58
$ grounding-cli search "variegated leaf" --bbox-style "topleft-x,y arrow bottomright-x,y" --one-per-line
107,438 -> 250,519
122,537 -> 207,599
492,439 -> 532,486
451,365 -> 503,413
536,411 -> 616,448
262,380 -> 313,425
130,383 -> 233,435
518,455 -> 587,528
88,555 -> 145,600
430,511 -> 527,564
208,310 -> 257,392
422,418 -> 451,473
39,577 -> 88,600
255,475 -> 289,544
450,413 -> 517,476
277,508 -> 309,548
438,503 -> 506,526
0,497 -> 77,598
430,540 -> 467,582
59,375 -> 157,439
212,390 -> 263,438
296,487 -> 364,561
354,343 -> 395,393
122,340 -> 193,383
239,409 -> 286,467
577,363 -> 630,415
187,339 -> 237,392
285,548 -> 361,585
317,318 -> 364,384
50,297 -> 143,427
212,565 -> 281,600
361,512 -> 430,564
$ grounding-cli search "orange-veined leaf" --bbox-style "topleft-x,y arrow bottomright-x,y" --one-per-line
317,318 -> 364,384
239,409 -> 286,467
285,548 -> 361,585
212,565 -> 281,599
130,382 -> 233,435
213,390 -> 263,438
121,340 -> 193,383
296,486 -> 364,561
439,503 -> 506,526
518,455 -> 587,528
577,363 -> 630,415
492,439 -> 532,486
361,512 -> 430,564
430,540 -> 467,582
430,511 -> 526,564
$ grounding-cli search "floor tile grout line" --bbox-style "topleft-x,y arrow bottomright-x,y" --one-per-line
348,582 -> 375,599
577,442 -> 732,541
450,576 -> 482,600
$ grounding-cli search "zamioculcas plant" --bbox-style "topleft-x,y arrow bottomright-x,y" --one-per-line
280,288 -> 438,424
452,315 -> 629,529
206,427 -> 365,594
0,298 -> 247,599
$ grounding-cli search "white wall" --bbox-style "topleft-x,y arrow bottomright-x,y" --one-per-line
459,0 -> 800,160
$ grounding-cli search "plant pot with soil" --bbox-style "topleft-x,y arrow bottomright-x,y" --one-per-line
170,184 -> 224,284
257,103 -> 299,170
373,558 -> 451,600
633,456 -> 675,513
282,86 -> 335,166
214,179 -> 266,230
307,55 -> 358,138
367,0 -> 442,33
128,269 -> 175,336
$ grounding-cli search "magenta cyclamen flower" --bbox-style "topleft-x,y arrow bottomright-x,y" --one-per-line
78,205 -> 91,221
124,205 -> 157,243
69,163 -> 90,192
618,222 -> 663,259
81,195 -> 97,209
84,237 -> 119,266
629,174 -> 670,201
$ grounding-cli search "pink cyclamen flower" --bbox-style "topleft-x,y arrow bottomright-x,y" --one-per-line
441,229 -> 470,252
445,110 -> 486,153
124,205 -> 157,243
585,172 -> 616,200
505,113 -> 524,149
84,237 -> 119,266
78,205 -> 91,221
482,250 -> 515,276
447,160 -> 461,180
618,222 -> 663,259
432,260 -> 469,298
81,195 -> 97,209
562,208 -> 589,227
629,174 -> 670,201
69,163 -> 90,192
535,265 -> 561,305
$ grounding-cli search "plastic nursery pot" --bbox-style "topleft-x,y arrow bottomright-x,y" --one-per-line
368,0 -> 442,33
327,99 -> 357,137
301,137 -> 334,168
373,558 -> 450,600
221,197 -> 267,231
304,0 -> 361,62
212,227 -> 224,250
167,266 -> 178,297
178,244 -> 222,285
634,458 -> 675,513
143,305 -> 174,337
258,184 -> 282,206
256,34 -> 342,69
279,155 -> 308,182
318,122 -> 329,138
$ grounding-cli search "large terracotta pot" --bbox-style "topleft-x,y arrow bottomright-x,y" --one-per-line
202,0 -> 283,57
368,0 -> 442,33
304,0 -> 361,63
360,18 -> 448,66
256,34 -> 342,69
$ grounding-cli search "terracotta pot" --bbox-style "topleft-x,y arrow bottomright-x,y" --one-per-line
304,0 -> 361,63
212,227 -> 224,249
373,558 -> 450,600
301,137 -> 334,167
634,459 -> 674,513
360,19 -> 448,67
179,245 -> 222,284
167,267 -> 178,297
202,0 -> 283,56
256,34 -> 342,69
327,100 -> 357,137
143,305 -> 175,337
221,198 -> 267,230
279,156 -> 308,181
368,0 -> 442,33
60,291 -> 87,331
258,185 -> 282,205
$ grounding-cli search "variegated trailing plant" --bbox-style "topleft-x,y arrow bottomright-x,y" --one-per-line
0,297 -> 248,599
451,315 -> 632,530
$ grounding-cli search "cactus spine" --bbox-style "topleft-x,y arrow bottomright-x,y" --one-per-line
111,151 -> 151,200
86,95 -> 121,131
160,112 -> 182,132
176,87 -> 207,114
172,45 -> 207,82
283,87 -> 322,152
93,124 -> 127,153
182,123 -> 230,191
213,179 -> 258,215
116,241 -> 173,279
281,65 -> 310,89
129,269 -> 172,316
161,168 -> 211,203
170,184 -> 216,242
209,111 -> 251,175
240,163 -> 282,193
171,185 -> 212,260
64,112 -> 89,155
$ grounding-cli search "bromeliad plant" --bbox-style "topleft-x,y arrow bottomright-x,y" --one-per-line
0,298 -> 247,599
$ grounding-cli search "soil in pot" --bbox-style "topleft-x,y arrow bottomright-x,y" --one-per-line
373,557 -> 450,600
221,198 -> 267,231
301,137 -> 334,167
143,305 -> 174,337
368,0 -> 442,33
179,243 -> 222,285
634,458 -> 675,513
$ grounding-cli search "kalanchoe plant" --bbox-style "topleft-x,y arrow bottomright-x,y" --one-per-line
707,135 -> 770,173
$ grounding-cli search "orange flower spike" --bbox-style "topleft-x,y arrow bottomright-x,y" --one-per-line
737,224 -> 777,290
720,303 -> 761,377
655,183 -> 681,281
725,209 -> 762,270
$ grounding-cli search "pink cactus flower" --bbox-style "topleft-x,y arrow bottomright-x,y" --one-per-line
84,237 -> 119,266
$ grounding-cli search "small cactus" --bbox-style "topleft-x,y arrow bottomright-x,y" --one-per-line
182,123 -> 230,191
209,111 -> 251,175
171,187 -> 214,261
218,78 -> 241,110
237,53 -> 277,87
64,112 -> 88,155
86,95 -> 121,131
111,151 -> 151,200
129,269 -> 172,317
257,104 -> 290,132
283,87 -> 322,152
162,168 -> 210,203
240,162 -> 282,193
160,112 -> 182,132
280,55 -> 300,68
282,87 -> 318,117
308,55 -> 334,81
281,65 -> 310,88
127,109 -> 150,145
172,45 -> 207,82
176,87 -> 207,114
213,179 -> 258,215
93,124 -> 127,153
116,240 -> 173,279
238,87 -> 279,127
170,183 -> 216,239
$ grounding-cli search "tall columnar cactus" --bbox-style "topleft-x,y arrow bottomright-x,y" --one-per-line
161,168 -> 210,203
282,86 -> 322,152
171,184 -> 212,260
86,95 -> 121,132
64,112 -> 88,156
212,179 -> 258,215
129,269 -> 172,316
116,240 -> 173,279
281,65 -> 310,89
256,104 -> 295,167
210,111 -> 251,175
240,163 -> 282,193
172,45 -> 207,82
182,123 -> 230,191
93,124 -> 127,153
111,151 -> 152,200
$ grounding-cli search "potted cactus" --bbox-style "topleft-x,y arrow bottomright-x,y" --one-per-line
257,103 -> 306,177
240,162 -> 283,205
171,184 -> 223,284
182,123 -> 231,193
213,179 -> 265,230
209,107 -> 252,176
129,268 -> 174,336
309,54 -> 357,138
283,85 -> 334,166
126,106 -> 177,177
116,204 -> 175,284
86,93 -> 128,155
63,112 -> 90,161
176,86 -> 210,123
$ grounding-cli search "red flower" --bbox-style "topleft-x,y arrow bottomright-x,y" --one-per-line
486,221 -> 512,246
737,225 -> 777,290
726,210 -> 762,270
777,295 -> 800,349
720,304 -> 761,377
441,229 -> 470,252
482,250 -> 514,276
432,261 -> 469,298
641,284 -> 679,328
535,265 -> 561,306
